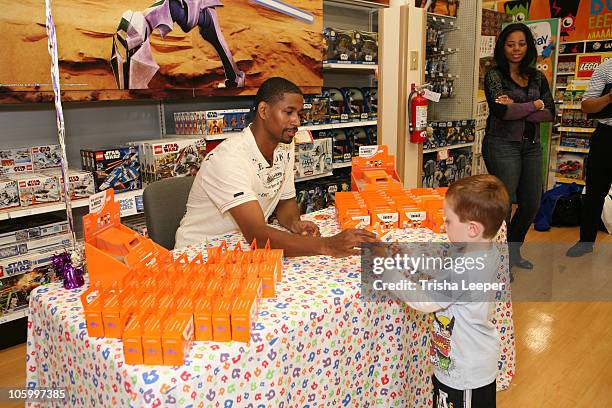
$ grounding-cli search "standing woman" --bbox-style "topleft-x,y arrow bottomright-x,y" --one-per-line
482,23 -> 555,270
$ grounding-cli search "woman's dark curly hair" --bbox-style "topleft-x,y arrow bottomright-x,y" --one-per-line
494,23 -> 538,78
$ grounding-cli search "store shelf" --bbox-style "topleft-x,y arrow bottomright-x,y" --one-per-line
557,72 -> 575,76
423,142 -> 474,154
559,104 -> 582,110
300,120 -> 377,132
556,177 -> 585,185
323,62 -> 378,72
0,189 -> 144,220
557,146 -> 590,154
556,85 -> 567,89
0,309 -> 28,325
558,127 -> 595,133
332,162 -> 352,169
295,172 -> 334,183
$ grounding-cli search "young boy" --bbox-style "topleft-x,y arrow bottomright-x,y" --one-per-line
385,174 -> 509,407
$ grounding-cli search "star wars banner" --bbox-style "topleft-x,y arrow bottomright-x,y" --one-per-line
0,0 -> 323,103
498,0 -> 612,43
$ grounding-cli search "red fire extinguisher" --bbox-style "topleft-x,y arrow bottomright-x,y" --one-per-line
408,84 -> 428,143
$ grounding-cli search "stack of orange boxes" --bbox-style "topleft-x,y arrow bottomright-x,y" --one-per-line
81,190 -> 283,366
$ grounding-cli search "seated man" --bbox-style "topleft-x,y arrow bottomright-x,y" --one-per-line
175,77 -> 377,257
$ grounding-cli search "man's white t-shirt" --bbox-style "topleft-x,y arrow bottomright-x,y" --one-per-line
174,126 -> 296,248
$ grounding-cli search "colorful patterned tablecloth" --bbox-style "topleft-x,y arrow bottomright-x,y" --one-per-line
26,208 -> 514,407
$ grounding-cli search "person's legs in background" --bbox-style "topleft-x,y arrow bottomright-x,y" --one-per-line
507,139 -> 542,268
567,123 -> 612,257
482,136 -> 524,268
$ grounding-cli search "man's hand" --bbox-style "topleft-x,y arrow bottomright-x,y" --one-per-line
290,220 -> 320,236
321,228 -> 379,257
495,95 -> 514,105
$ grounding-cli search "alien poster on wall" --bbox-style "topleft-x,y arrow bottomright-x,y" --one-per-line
0,0 -> 323,103
528,18 -> 560,186
498,0 -> 612,43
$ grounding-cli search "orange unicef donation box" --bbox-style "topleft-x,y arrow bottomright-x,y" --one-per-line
194,296 -> 214,341
80,286 -> 105,338
83,189 -> 170,289
122,314 -> 144,365
142,315 -> 164,366
212,298 -> 233,342
162,315 -> 194,366
351,146 -> 401,192
231,294 -> 258,343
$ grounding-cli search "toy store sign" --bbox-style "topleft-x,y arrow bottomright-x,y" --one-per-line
576,52 -> 612,78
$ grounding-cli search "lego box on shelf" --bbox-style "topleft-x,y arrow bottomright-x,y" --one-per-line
80,146 -> 142,194
7,173 -> 60,207
0,179 -> 20,210
294,138 -> 333,179
0,147 -> 33,175
556,152 -> 585,180
30,145 -> 62,170
0,266 -> 57,317
131,138 -> 206,184
41,169 -> 95,201
0,215 -> 69,247
0,231 -> 72,261
204,109 -> 250,135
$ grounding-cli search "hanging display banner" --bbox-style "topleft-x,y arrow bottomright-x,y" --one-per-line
0,0 -> 323,103
575,52 -> 612,79
498,0 -> 612,43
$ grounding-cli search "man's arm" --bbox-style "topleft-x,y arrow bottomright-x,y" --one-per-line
582,61 -> 612,113
229,200 -> 377,257
582,90 -> 612,113
275,198 -> 320,236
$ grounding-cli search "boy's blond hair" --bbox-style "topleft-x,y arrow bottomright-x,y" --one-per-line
446,175 -> 509,239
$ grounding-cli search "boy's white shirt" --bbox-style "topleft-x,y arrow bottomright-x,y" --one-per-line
383,245 -> 501,390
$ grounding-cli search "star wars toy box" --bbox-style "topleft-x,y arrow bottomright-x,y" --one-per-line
0,179 -> 20,210
6,173 -> 61,207
422,148 -> 473,188
0,147 -> 33,176
30,145 -> 62,170
362,87 -> 378,120
321,129 -> 353,163
344,127 -> 372,157
80,146 -> 142,194
0,214 -> 69,248
341,88 -> 369,121
354,31 -> 378,64
203,109 -> 250,137
324,88 -> 349,123
302,94 -> 330,125
294,138 -> 333,179
130,138 -> 206,184
40,169 -> 95,201
324,27 -> 357,62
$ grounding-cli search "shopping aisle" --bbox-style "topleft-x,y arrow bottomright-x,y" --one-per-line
1,226 -> 611,407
